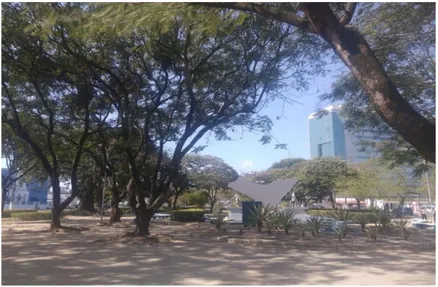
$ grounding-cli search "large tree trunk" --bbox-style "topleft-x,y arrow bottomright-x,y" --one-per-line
356,198 -> 361,210
109,172 -> 122,224
173,192 -> 180,210
80,179 -> 95,213
50,177 -> 62,229
200,2 -> 435,163
2,187 -> 8,212
300,3 -> 435,163
135,209 -> 154,236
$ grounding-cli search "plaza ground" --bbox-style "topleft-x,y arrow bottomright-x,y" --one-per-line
2,216 -> 436,285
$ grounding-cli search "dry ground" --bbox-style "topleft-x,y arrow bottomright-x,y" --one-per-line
2,215 -> 436,285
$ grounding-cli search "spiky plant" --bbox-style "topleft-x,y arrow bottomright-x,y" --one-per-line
213,206 -> 226,231
365,226 -> 378,241
306,217 -> 324,237
328,209 -> 353,222
333,221 -> 348,242
374,209 -> 392,233
265,213 -> 279,236
393,219 -> 410,240
355,213 -> 370,231
248,204 -> 274,232
276,210 -> 297,234
294,222 -> 307,240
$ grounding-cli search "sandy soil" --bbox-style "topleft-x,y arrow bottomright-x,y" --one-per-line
2,216 -> 436,285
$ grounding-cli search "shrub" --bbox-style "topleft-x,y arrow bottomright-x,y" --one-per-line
393,219 -> 410,240
306,217 -> 324,236
276,210 -> 297,234
186,191 -> 209,208
65,209 -> 95,216
307,209 -> 374,218
355,213 -> 370,231
333,221 -> 348,242
11,211 -> 60,221
294,222 -> 307,240
365,226 -> 378,241
265,213 -> 278,235
374,209 -> 392,233
248,204 -> 274,232
171,209 -> 205,222
2,209 -> 37,218
327,209 -> 354,222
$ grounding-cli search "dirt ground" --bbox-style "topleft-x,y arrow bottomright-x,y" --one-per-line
2,215 -> 436,285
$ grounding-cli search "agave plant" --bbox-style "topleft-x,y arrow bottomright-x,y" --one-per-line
248,204 -> 274,232
294,222 -> 307,240
333,221 -> 348,242
213,207 -> 226,231
374,209 -> 392,233
265,213 -> 279,236
277,210 -> 297,234
306,216 -> 324,237
328,209 -> 353,222
393,219 -> 410,240
355,213 -> 370,231
365,226 -> 378,241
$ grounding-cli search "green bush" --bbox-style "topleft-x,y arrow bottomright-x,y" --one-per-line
186,191 -> 209,208
64,209 -> 95,216
307,209 -> 374,217
11,211 -> 62,221
171,209 -> 205,222
2,209 -> 36,218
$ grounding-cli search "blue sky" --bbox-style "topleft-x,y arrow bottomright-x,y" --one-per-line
197,63 -> 346,174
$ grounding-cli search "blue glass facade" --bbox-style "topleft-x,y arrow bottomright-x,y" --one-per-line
309,110 -> 346,160
27,181 -> 49,204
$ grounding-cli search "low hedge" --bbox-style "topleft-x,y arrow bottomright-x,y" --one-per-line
2,209 -> 36,218
10,211 -> 63,221
306,209 -> 374,217
171,209 -> 205,222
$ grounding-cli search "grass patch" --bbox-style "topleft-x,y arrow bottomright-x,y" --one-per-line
10,211 -> 64,221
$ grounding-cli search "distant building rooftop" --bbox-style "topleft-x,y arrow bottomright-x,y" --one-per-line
308,104 -> 342,119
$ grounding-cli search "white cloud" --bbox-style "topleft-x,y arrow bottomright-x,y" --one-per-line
240,160 -> 254,169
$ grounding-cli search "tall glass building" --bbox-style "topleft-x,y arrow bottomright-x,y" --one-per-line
308,105 -> 379,163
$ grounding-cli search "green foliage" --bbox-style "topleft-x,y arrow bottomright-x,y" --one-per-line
11,211 -> 61,221
276,210 -> 297,234
248,204 -> 274,232
354,213 -> 370,231
321,3 -> 435,167
170,209 -> 205,222
294,222 -> 308,240
269,158 -> 306,170
306,217 -> 324,237
185,191 -> 209,208
2,209 -> 36,218
374,209 -> 393,233
365,226 -> 378,241
327,209 -> 353,222
182,154 -> 238,211
265,213 -> 279,235
393,219 -> 410,240
333,221 -> 348,242
294,158 -> 351,204
307,209 -> 373,216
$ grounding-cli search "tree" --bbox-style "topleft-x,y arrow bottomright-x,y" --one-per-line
336,167 -> 382,210
2,3 -> 109,229
195,2 -> 435,163
320,3 -> 435,168
269,158 -> 306,169
182,154 -> 238,212
293,157 -> 350,207
26,3 -> 307,236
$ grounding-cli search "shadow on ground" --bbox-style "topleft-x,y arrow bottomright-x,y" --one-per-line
2,216 -> 436,285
